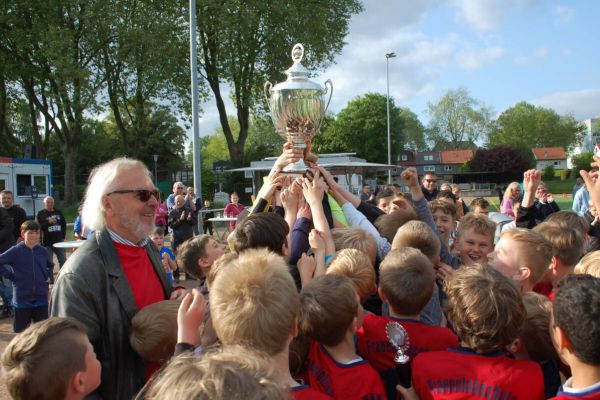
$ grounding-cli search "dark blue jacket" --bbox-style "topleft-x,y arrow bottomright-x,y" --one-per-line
0,242 -> 53,305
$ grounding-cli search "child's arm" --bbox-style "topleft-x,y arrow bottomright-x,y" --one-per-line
581,154 -> 600,213
516,169 -> 541,229
0,249 -> 15,280
309,229 -> 327,276
177,288 -> 205,351
288,196 -> 312,266
297,252 -> 317,287
302,171 -> 335,257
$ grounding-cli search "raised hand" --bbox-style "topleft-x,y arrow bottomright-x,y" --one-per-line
297,252 -> 317,286
400,167 -> 419,188
177,288 -> 205,346
273,142 -> 304,173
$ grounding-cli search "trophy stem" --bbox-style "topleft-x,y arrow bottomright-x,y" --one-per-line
283,159 -> 309,175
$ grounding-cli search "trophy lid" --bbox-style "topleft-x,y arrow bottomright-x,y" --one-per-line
271,44 -> 324,91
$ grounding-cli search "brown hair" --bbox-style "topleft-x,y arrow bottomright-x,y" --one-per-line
234,213 -> 289,255
544,211 -> 589,237
574,250 -> 600,277
141,347 -> 285,400
429,198 -> 456,219
391,220 -> 441,262
534,223 -> 583,267
469,197 -> 490,210
327,249 -> 376,302
379,248 -> 435,315
501,228 -> 553,286
331,227 -> 377,264
20,220 -> 40,232
519,292 -> 556,363
298,275 -> 358,347
1,317 -> 88,400
210,249 -> 298,356
130,300 -> 181,362
374,208 -> 419,243
176,235 -> 214,279
444,264 -> 525,353
458,212 -> 495,241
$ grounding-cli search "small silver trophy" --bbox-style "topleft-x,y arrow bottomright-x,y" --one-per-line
386,321 -> 412,388
264,43 -> 333,173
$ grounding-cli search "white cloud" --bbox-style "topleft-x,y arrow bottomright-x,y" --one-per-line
531,88 -> 600,121
449,0 -> 539,31
514,46 -> 549,65
554,4 -> 575,24
456,46 -> 505,70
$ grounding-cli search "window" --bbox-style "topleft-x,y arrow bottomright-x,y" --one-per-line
444,165 -> 453,171
424,166 -> 436,172
424,155 -> 433,161
401,154 -> 408,161
553,161 -> 561,167
16,174 -> 48,197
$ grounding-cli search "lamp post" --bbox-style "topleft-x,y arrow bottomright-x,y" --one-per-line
385,52 -> 396,184
152,154 -> 158,185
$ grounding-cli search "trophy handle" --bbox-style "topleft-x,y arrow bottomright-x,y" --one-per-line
264,81 -> 273,113
316,79 -> 333,131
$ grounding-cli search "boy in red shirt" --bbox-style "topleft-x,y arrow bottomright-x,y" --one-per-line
299,274 -> 386,399
357,247 -> 458,399
550,274 -> 600,400
409,264 -> 544,400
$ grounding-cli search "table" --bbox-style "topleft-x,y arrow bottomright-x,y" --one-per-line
208,217 -> 237,241
53,240 -> 86,249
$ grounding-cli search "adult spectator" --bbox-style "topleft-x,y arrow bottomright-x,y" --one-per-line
534,181 -> 560,221
224,192 -> 246,231
50,157 -> 181,400
36,196 -> 66,268
166,181 -> 185,210
359,184 -> 372,202
420,172 -> 439,201
186,186 -> 200,234
1,190 -> 26,243
500,182 -> 521,219
572,185 -> 590,216
0,206 -> 14,318
572,177 -> 584,198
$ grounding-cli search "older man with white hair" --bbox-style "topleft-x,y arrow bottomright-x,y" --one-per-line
36,195 -> 67,267
50,157 -> 183,400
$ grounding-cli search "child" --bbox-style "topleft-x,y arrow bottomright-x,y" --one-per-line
411,264 -> 545,400
130,299 -> 180,364
326,248 -> 376,305
0,220 -> 53,332
574,250 -> 600,277
299,274 -> 386,399
374,208 -> 419,244
470,197 -> 490,216
208,248 -> 330,399
200,199 -> 215,236
150,227 -> 178,287
357,248 -> 458,399
550,274 -> 600,399
375,188 -> 395,214
453,212 -> 495,265
176,234 -> 226,281
331,227 -> 377,266
429,199 -> 456,247
533,223 -> 584,300
1,317 -> 101,400
488,228 -> 553,293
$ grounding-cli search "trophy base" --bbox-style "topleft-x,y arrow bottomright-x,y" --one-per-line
282,159 -> 309,175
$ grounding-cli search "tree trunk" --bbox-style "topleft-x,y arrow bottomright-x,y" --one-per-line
62,144 -> 78,203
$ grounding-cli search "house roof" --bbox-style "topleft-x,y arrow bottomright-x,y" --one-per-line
439,149 -> 473,164
532,147 -> 566,160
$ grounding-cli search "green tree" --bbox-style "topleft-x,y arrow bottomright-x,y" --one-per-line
489,101 -> 581,153
426,87 -> 493,149
313,93 -> 424,163
195,0 -> 362,166
571,152 -> 594,175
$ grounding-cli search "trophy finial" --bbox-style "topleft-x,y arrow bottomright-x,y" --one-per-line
291,43 -> 304,63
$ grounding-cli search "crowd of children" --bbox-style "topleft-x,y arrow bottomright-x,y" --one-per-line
1,149 -> 600,400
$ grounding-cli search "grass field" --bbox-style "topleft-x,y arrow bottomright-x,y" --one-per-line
475,196 -> 572,212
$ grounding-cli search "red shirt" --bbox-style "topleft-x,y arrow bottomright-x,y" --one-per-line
413,348 -> 544,400
114,242 -> 166,310
290,384 -> 333,399
224,202 -> 246,230
306,341 -> 386,400
551,383 -> 600,399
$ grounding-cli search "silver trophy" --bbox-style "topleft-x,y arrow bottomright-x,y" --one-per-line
386,321 -> 412,388
264,43 -> 333,173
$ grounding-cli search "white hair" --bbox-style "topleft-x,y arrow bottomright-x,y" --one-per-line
82,157 -> 151,231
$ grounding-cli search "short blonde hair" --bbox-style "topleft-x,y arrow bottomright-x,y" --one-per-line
379,248 -> 435,315
331,227 -> 377,264
327,249 -> 376,302
141,347 -> 285,400
374,208 -> 419,244
501,228 -> 553,285
445,264 -> 525,353
458,212 -> 495,241
210,249 -> 299,356
130,300 -> 180,362
391,220 -> 441,262
299,275 -> 358,347
574,251 -> 600,277
534,223 -> 583,266
520,293 -> 556,363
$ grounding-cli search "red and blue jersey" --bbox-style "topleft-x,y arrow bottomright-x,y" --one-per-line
290,383 -> 333,399
306,341 -> 386,400
412,347 -> 545,400
551,380 -> 600,399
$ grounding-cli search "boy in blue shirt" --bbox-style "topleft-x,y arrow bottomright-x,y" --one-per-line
0,220 -> 53,332
150,227 -> 177,287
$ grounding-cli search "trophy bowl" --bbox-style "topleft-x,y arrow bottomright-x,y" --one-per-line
265,43 -> 333,173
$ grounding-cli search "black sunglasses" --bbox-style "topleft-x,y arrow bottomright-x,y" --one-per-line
107,189 -> 160,202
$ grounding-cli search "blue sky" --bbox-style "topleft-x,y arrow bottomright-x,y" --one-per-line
197,0 -> 600,137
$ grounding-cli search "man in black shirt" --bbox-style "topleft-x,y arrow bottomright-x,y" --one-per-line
36,196 -> 67,267
1,190 -> 27,243
420,172 -> 440,201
